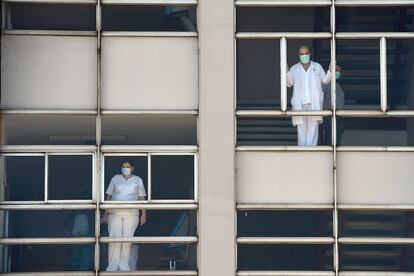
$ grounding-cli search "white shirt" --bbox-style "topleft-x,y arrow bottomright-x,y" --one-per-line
287,61 -> 331,125
106,174 -> 146,201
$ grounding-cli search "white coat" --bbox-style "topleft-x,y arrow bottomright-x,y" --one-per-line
287,61 -> 331,126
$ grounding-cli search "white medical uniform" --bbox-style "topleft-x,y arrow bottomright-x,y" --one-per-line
105,174 -> 146,271
287,61 -> 331,146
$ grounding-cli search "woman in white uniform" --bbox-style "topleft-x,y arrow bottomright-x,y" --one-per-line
104,159 -> 147,271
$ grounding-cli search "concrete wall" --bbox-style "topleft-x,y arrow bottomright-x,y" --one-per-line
198,0 -> 236,275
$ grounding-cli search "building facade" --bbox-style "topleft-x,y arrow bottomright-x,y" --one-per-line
1,0 -> 414,275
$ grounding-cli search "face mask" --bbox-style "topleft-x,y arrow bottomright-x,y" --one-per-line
335,71 -> 341,80
299,54 -> 310,64
121,167 -> 131,176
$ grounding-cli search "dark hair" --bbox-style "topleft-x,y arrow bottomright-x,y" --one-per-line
121,159 -> 134,167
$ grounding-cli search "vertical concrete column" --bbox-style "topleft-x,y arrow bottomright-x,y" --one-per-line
198,0 -> 236,275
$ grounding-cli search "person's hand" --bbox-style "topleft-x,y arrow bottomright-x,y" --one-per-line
140,214 -> 147,226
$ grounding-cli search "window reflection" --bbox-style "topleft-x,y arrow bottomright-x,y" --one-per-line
339,211 -> 414,238
340,244 -> 414,272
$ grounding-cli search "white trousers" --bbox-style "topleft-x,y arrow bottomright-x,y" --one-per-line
106,213 -> 139,271
296,104 -> 319,146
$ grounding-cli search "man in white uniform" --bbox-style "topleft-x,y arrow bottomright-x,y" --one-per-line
104,159 -> 147,271
287,46 -> 332,146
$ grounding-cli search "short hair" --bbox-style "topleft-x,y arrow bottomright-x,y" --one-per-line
298,46 -> 312,54
121,159 -> 134,167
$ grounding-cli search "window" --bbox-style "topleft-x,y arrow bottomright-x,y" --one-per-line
0,153 -> 94,202
101,115 -> 197,145
339,244 -> 414,272
0,155 -> 45,201
48,155 -> 93,200
236,7 -> 330,32
0,115 -> 96,145
99,243 -> 197,271
4,3 -> 96,31
387,39 -> 414,110
103,155 -> 148,201
237,117 -> 332,146
100,210 -> 197,237
151,155 -> 195,200
339,211 -> 414,238
103,153 -> 196,202
238,210 -> 332,237
336,39 -> 381,110
102,5 -> 197,32
1,210 -> 95,238
337,117 -> 414,146
336,7 -> 414,33
1,244 -> 95,272
238,244 -> 333,271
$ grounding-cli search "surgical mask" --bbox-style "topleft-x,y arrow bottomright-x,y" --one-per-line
335,71 -> 341,80
299,54 -> 310,64
121,167 -> 131,176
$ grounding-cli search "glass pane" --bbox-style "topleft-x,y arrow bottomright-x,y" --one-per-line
48,155 -> 93,200
100,210 -> 197,236
238,210 -> 333,237
237,40 -> 280,110
339,211 -> 414,238
99,243 -> 197,271
237,117 -> 332,146
236,7 -> 330,32
340,244 -> 414,271
0,115 -> 96,145
1,210 -> 95,238
336,40 -> 380,110
104,156 -> 148,201
387,39 -> 414,110
336,7 -> 414,32
102,5 -> 197,32
5,3 -> 96,31
0,244 -> 95,272
337,117 -> 414,146
1,156 -> 44,201
151,155 -> 195,200
238,244 -> 333,270
101,115 -> 197,145
286,39 -> 331,111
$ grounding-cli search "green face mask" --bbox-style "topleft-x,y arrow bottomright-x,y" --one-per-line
336,71 -> 341,80
299,54 -> 310,64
